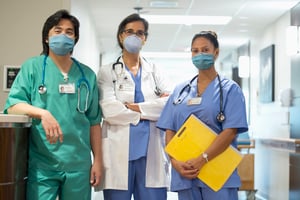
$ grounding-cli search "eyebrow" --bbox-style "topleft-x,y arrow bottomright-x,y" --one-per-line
53,26 -> 74,32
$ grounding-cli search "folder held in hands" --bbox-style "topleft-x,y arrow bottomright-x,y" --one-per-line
165,114 -> 243,191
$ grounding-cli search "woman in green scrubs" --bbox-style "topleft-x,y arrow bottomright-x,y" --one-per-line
4,9 -> 103,200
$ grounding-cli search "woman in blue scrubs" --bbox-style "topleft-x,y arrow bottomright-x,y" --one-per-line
157,31 -> 248,200
4,10 -> 103,200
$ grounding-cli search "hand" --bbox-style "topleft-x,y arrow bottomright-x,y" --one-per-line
124,103 -> 140,112
185,157 -> 205,174
160,93 -> 169,97
171,158 -> 199,179
41,110 -> 63,144
90,161 -> 103,187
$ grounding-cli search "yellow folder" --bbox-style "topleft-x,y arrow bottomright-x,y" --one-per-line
165,114 -> 243,192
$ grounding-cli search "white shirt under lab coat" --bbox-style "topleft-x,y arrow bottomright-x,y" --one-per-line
97,57 -> 172,190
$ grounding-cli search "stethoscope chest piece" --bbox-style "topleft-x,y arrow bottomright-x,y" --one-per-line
216,112 -> 225,123
38,85 -> 47,94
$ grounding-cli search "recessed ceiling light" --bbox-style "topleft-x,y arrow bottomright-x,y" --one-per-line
141,15 -> 232,25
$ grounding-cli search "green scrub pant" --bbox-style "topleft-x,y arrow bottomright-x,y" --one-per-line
26,168 -> 91,200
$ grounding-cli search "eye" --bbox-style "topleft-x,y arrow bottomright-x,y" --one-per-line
191,49 -> 199,54
66,30 -> 74,36
123,29 -> 134,34
136,30 -> 146,37
53,27 -> 62,34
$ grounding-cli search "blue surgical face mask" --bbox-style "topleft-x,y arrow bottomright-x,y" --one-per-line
49,34 -> 75,56
123,35 -> 142,54
192,53 -> 215,70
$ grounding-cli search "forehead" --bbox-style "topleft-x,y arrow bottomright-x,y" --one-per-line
125,21 -> 145,30
192,37 -> 214,47
53,19 -> 74,30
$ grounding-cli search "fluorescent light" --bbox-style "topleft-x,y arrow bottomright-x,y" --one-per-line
141,15 -> 232,25
142,51 -> 191,58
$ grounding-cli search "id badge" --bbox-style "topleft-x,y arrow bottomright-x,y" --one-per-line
118,83 -> 134,91
59,83 -> 75,93
187,97 -> 202,105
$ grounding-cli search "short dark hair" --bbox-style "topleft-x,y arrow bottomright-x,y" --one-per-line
41,9 -> 80,55
117,13 -> 149,49
191,31 -> 219,49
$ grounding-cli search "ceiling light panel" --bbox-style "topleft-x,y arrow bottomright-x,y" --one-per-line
150,0 -> 178,8
141,15 -> 232,25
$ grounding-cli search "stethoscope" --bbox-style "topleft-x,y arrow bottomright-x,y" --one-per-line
112,56 -> 162,96
173,74 -> 226,123
38,55 -> 90,113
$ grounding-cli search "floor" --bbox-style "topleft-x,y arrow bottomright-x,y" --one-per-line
92,191 -> 255,200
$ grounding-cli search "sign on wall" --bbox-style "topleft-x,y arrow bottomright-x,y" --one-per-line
259,44 -> 275,103
3,65 -> 21,92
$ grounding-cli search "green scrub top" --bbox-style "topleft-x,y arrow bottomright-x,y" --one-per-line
4,55 -> 102,171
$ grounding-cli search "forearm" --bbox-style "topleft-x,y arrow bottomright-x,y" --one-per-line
7,102 -> 48,119
90,124 -> 103,163
165,129 -> 176,145
201,128 -> 237,161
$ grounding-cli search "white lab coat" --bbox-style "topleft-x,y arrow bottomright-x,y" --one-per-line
97,57 -> 172,190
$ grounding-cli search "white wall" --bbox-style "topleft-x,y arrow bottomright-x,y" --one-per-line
250,12 -> 291,139
249,12 -> 291,200
0,0 -> 70,111
0,0 -> 100,111
71,0 -> 101,73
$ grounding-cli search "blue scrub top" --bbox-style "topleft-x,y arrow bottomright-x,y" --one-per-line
156,75 -> 248,191
4,55 -> 102,171
126,66 -> 150,161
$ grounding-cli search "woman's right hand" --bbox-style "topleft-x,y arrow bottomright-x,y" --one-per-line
170,158 -> 199,179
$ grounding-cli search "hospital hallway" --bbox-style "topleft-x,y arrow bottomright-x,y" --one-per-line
92,137 -> 300,200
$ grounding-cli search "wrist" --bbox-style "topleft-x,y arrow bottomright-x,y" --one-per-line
202,152 -> 209,162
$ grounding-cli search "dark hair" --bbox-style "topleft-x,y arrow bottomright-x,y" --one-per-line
41,9 -> 80,55
191,31 -> 219,49
117,13 -> 149,49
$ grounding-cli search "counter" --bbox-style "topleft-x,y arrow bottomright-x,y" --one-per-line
255,137 -> 300,200
0,114 -> 31,200
258,137 -> 300,153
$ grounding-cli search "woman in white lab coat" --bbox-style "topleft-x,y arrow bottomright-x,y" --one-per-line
97,13 -> 172,200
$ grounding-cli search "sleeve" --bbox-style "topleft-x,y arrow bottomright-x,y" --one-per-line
97,64 -> 140,125
86,70 -> 102,126
138,96 -> 169,121
4,60 -> 33,113
222,82 -> 248,133
156,92 -> 177,131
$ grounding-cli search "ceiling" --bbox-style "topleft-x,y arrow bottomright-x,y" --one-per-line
86,0 -> 300,60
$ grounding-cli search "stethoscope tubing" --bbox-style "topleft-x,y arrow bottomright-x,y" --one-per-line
38,55 -> 90,113
112,55 -> 162,96
173,74 -> 225,123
